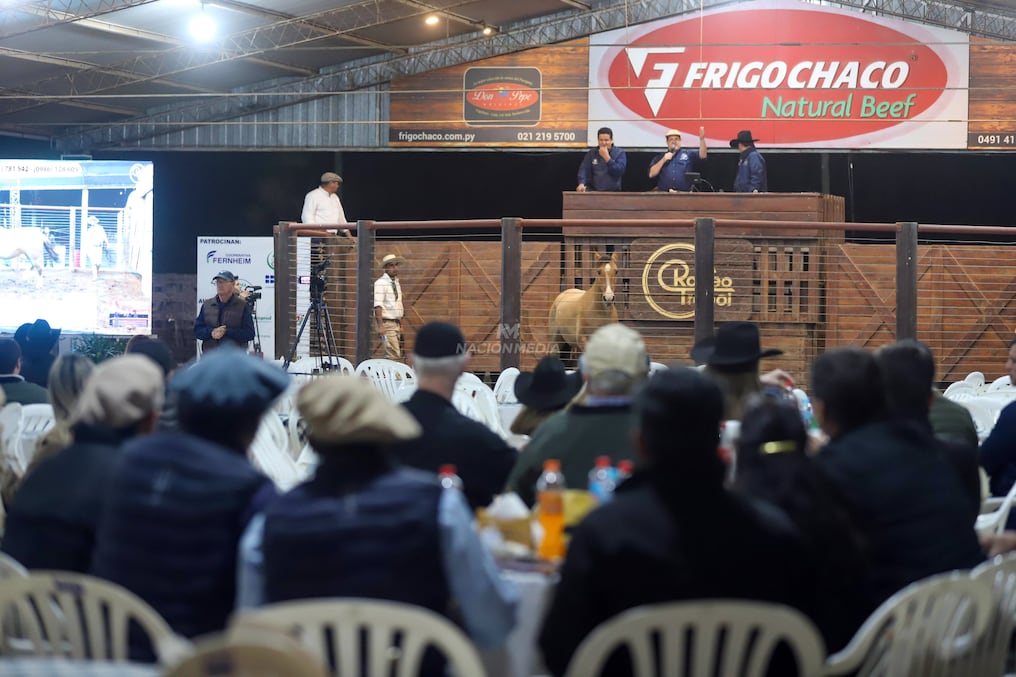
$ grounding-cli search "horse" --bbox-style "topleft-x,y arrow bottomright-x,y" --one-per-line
549,251 -> 619,364
0,227 -> 58,278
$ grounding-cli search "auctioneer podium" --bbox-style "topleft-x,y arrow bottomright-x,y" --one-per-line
560,191 -> 846,378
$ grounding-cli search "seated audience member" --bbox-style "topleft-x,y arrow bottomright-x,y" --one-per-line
7,354 -> 96,502
979,336 -> 1016,496
735,394 -> 868,651
125,335 -> 180,432
509,355 -> 582,437
2,355 -> 163,572
539,369 -> 808,676
0,338 -> 49,405
19,319 -> 60,388
91,347 -> 289,643
929,390 -> 978,449
389,321 -> 516,510
876,340 -> 981,520
812,348 -> 984,617
508,323 -> 648,506
691,321 -> 786,420
238,375 -> 518,663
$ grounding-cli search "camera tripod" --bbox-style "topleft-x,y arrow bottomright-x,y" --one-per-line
283,270 -> 342,373
249,296 -> 264,357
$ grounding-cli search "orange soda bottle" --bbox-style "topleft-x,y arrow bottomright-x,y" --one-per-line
536,459 -> 567,561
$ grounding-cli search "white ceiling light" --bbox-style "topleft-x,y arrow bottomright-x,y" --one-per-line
424,15 -> 439,26
189,5 -> 217,43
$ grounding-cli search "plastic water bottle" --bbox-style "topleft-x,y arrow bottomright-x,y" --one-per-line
615,460 -> 634,483
793,388 -> 820,432
536,459 -> 567,561
438,464 -> 463,492
588,455 -> 616,503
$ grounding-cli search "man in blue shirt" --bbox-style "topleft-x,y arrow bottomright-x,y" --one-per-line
576,127 -> 626,192
731,129 -> 768,193
648,127 -> 708,192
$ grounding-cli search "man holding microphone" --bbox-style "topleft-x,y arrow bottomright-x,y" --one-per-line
648,127 -> 708,192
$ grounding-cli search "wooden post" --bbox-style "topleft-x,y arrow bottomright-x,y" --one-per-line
501,217 -> 522,370
274,222 -> 293,360
694,217 -> 716,346
896,221 -> 918,341
356,220 -> 376,365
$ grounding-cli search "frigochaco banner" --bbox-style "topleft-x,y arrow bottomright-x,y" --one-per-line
390,0 -> 1016,150
589,0 -> 969,149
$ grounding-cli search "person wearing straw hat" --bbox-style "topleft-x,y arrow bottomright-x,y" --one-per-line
648,126 -> 708,192
729,130 -> 767,193
237,375 -> 518,658
301,171 -> 351,237
374,253 -> 406,360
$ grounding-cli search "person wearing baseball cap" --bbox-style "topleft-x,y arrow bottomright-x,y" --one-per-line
730,129 -> 768,193
648,126 -> 708,192
193,269 -> 255,353
301,171 -> 351,237
507,323 -> 650,506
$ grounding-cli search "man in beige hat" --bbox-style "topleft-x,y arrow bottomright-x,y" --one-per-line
648,126 -> 708,192
507,322 -> 649,505
300,171 -> 351,237
237,375 -> 518,655
3,355 -> 163,572
374,253 -> 406,360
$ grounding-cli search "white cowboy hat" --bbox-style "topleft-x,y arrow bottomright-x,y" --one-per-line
379,253 -> 406,268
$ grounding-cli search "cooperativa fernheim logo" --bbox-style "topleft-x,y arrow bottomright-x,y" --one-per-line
606,4 -> 950,144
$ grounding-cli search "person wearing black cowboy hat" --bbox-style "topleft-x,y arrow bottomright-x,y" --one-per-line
691,321 -> 787,420
510,356 -> 583,436
729,130 -> 767,193
20,318 -> 61,388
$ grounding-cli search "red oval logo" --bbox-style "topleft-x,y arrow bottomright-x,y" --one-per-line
466,83 -> 539,112
606,7 -> 949,144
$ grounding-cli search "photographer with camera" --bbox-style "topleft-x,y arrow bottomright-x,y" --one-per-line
194,270 -> 255,353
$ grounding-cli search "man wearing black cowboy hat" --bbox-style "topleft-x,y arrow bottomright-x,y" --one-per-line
729,130 -> 767,193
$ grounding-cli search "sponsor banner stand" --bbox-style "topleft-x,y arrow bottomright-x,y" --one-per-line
196,236 -> 275,358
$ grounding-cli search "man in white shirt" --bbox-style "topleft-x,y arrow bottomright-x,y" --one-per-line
301,171 -> 351,237
374,253 -> 405,360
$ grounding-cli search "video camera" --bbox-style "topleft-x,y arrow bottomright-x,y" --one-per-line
244,284 -> 263,303
312,256 -> 331,276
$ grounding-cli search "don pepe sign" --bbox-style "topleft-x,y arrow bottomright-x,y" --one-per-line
631,240 -> 753,321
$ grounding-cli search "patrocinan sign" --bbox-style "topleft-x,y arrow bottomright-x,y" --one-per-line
588,0 -> 969,149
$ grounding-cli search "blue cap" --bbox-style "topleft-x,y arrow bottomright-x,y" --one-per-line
171,346 -> 289,412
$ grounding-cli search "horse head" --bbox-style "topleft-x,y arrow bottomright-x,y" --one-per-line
595,252 -> 618,307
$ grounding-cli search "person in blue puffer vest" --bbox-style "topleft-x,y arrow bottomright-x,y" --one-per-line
237,374 -> 518,676
90,347 -> 289,656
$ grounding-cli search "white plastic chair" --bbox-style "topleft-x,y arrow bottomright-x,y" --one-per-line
987,375 -> 1013,392
0,402 -> 23,474
355,359 -> 417,401
454,374 -> 507,439
963,371 -> 986,392
249,412 -> 305,491
494,367 -> 520,404
232,598 -> 487,677
0,552 -> 27,579
943,381 -> 978,402
976,477 -> 1016,536
0,571 -> 189,662
562,600 -> 825,677
957,399 -> 998,443
825,572 -> 995,676
963,554 -> 1016,676
649,361 -> 669,375
16,404 -> 54,476
286,356 -> 354,384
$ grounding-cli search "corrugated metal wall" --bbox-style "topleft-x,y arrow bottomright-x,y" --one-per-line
140,86 -> 390,150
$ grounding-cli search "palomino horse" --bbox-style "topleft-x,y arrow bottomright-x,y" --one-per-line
549,251 -> 619,363
0,227 -> 58,277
